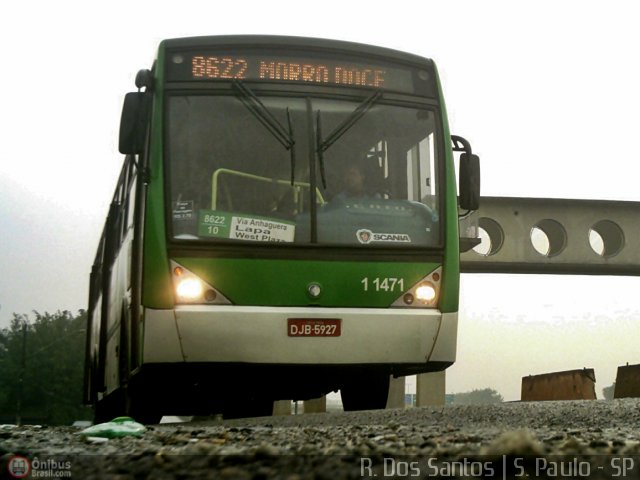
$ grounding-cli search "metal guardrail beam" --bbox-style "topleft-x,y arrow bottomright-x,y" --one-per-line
460,197 -> 640,275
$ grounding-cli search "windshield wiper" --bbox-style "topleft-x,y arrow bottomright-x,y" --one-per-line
232,80 -> 296,184
286,108 -> 295,185
315,110 -> 326,189
315,91 -> 382,189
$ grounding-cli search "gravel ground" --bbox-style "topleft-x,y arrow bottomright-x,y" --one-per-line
2,399 -> 640,479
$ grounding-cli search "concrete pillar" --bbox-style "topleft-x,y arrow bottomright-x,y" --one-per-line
386,375 -> 405,409
416,371 -> 446,406
272,400 -> 292,416
303,396 -> 326,413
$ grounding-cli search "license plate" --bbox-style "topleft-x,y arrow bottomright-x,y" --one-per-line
287,318 -> 341,337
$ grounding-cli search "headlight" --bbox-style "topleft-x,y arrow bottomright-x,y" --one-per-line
415,283 -> 437,302
170,260 -> 232,305
391,267 -> 442,308
176,278 -> 204,300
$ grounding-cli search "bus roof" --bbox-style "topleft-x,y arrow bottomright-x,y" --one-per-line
159,35 -> 434,68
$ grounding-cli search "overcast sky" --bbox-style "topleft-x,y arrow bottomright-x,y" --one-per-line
1,0 -> 638,401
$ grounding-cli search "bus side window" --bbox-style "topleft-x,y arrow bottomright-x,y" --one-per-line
106,158 -> 133,261
126,173 -> 137,233
122,155 -> 137,236
89,235 -> 106,310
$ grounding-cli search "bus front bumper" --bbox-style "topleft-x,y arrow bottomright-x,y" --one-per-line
143,306 -> 457,366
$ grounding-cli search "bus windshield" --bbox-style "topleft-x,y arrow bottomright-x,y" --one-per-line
167,93 -> 441,248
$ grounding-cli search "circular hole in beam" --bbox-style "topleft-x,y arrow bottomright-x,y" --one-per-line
589,220 -> 624,257
530,219 -> 567,257
588,229 -> 604,256
472,217 -> 504,256
473,227 -> 491,256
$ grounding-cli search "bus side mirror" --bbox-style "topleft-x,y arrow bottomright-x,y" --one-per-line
119,92 -> 150,155
459,153 -> 480,211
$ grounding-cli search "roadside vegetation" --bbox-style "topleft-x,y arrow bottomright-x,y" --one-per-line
0,311 -> 91,425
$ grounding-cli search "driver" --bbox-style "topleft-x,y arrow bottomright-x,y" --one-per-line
334,164 -> 381,201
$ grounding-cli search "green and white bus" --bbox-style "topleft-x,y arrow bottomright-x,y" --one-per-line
84,35 -> 480,422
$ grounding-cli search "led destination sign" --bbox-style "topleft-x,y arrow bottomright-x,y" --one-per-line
167,50 -> 435,96
192,55 -> 386,88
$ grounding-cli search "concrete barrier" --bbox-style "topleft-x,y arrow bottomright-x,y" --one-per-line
614,363 -> 640,398
386,376 -> 406,409
272,400 -> 292,416
303,396 -> 326,413
416,371 -> 446,406
521,369 -> 596,401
